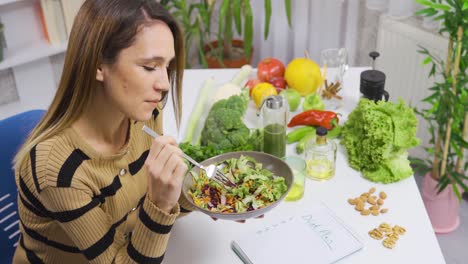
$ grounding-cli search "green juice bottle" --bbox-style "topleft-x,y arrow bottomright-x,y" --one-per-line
258,95 -> 288,158
263,124 -> 286,158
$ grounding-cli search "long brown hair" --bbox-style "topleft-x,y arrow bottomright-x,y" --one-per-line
14,0 -> 185,170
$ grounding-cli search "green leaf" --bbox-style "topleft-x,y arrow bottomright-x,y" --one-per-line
422,92 -> 440,103
409,157 -> 431,174
417,47 -> 430,54
218,0 -> 229,35
233,0 -> 242,35
422,56 -> 432,65
453,171 -> 468,180
436,175 -> 450,193
450,141 -> 463,158
444,0 -> 455,7
452,183 -> 462,202
463,1 -> 468,10
433,13 -> 446,21
198,45 -> 208,68
285,0 -> 292,27
188,4 -> 197,17
225,4 -> 233,49
452,134 -> 468,148
160,0 -> 171,6
264,0 -> 272,40
415,0 -> 434,7
218,0 -> 230,58
430,63 -> 437,76
409,157 -> 429,166
431,3 -> 451,11
452,174 -> 468,193
415,7 -> 438,17
243,0 -> 253,59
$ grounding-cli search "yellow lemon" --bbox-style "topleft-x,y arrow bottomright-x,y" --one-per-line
284,58 -> 323,96
252,82 -> 277,108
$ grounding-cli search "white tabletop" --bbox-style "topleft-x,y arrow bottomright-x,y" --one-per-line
162,68 -> 446,264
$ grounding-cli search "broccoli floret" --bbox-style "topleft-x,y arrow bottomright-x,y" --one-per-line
228,127 -> 250,147
224,95 -> 248,115
200,95 -> 254,151
210,99 -> 228,112
201,129 -> 225,146
210,108 -> 244,130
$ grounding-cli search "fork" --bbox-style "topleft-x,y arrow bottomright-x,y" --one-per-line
142,125 -> 236,188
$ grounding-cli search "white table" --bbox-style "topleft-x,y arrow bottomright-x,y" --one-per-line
162,68 -> 446,264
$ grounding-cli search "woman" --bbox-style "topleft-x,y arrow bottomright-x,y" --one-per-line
13,0 -> 194,263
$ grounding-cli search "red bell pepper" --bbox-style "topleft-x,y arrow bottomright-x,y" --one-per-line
288,110 -> 339,130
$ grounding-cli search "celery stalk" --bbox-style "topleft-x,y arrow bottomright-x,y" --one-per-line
184,77 -> 215,144
230,64 -> 253,86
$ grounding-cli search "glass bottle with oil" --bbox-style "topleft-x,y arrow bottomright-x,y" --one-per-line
305,127 -> 337,180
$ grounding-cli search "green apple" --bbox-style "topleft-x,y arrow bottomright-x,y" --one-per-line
280,88 -> 301,111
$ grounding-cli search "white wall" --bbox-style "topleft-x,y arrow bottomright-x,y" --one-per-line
0,0 -> 64,119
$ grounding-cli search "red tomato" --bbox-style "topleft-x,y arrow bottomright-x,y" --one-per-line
269,76 -> 287,89
257,58 -> 285,82
245,79 -> 261,96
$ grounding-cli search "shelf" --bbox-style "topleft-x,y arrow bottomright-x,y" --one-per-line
0,40 -> 67,71
0,0 -> 25,7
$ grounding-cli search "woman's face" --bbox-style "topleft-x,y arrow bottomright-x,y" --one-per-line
96,20 -> 175,121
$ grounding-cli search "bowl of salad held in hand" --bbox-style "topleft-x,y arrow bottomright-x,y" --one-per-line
183,151 -> 293,221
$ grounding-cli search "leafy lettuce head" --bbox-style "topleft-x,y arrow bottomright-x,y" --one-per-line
342,98 -> 420,183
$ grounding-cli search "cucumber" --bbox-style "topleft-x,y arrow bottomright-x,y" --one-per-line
296,132 -> 316,154
286,126 -> 315,144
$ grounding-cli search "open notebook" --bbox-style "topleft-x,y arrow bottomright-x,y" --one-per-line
231,202 -> 363,264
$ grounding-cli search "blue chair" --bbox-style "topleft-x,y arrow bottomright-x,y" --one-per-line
0,110 -> 45,264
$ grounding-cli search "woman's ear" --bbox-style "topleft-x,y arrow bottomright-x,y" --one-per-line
96,66 -> 104,82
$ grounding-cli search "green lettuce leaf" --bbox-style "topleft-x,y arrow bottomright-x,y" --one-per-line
342,99 -> 420,183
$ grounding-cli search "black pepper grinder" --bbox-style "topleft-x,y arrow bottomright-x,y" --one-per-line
360,52 -> 389,102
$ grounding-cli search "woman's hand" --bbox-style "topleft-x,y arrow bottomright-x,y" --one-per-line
145,136 -> 188,213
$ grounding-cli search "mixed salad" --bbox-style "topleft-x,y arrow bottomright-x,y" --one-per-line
188,155 -> 288,213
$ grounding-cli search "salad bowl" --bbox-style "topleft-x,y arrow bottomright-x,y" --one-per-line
182,151 -> 293,221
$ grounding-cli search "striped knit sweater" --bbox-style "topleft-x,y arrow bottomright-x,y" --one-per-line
14,111 -> 194,263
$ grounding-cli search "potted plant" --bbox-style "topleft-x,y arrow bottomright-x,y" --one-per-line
161,0 -> 214,68
413,0 -> 467,233
162,0 -> 292,68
